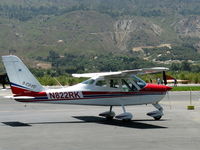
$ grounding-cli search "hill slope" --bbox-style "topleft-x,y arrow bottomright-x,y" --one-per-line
0,0 -> 200,65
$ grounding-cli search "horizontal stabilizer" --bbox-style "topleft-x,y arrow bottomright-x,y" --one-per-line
4,96 -> 35,99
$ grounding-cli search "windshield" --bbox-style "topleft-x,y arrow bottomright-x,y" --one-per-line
131,75 -> 146,89
82,79 -> 95,85
122,79 -> 137,92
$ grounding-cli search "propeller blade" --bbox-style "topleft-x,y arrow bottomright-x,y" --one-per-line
163,71 -> 167,85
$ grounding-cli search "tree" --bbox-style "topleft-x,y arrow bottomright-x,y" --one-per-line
170,63 -> 180,71
180,61 -> 191,71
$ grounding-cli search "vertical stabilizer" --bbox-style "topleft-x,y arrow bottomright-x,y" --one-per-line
2,55 -> 44,94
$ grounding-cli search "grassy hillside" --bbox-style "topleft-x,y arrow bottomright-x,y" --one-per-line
0,11 -> 117,57
1,0 -> 200,73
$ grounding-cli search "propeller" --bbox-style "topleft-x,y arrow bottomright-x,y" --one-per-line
162,71 -> 172,109
162,71 -> 167,85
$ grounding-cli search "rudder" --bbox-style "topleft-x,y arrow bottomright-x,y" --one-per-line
2,55 -> 44,94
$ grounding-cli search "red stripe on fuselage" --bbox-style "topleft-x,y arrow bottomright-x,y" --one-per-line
16,92 -> 166,103
11,86 -> 28,95
11,86 -> 47,97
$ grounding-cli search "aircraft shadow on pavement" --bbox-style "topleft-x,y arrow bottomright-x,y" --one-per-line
2,121 -> 32,127
72,116 -> 167,129
2,116 -> 167,129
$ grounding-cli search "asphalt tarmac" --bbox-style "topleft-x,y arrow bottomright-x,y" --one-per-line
0,89 -> 200,150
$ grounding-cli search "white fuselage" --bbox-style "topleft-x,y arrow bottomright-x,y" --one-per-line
15,82 -> 167,106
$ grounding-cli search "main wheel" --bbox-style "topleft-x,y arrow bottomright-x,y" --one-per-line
122,119 -> 131,122
154,116 -> 162,120
106,116 -> 114,120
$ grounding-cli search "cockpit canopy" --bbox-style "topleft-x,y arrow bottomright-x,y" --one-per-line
81,75 -> 146,92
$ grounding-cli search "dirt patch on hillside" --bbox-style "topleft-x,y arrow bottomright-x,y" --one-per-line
132,44 -> 171,52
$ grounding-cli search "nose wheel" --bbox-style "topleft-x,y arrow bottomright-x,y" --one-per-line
154,116 -> 162,120
147,103 -> 163,120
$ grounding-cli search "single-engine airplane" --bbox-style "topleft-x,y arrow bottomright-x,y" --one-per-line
2,55 -> 172,121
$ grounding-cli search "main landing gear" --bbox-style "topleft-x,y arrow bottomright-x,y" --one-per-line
115,105 -> 133,121
99,105 -> 133,121
146,103 -> 163,120
99,103 -> 164,121
99,106 -> 115,120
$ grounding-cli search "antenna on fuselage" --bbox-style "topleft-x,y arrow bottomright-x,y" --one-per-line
53,77 -> 64,88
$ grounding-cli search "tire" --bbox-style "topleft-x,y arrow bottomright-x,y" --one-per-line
154,116 -> 162,120
122,119 -> 131,122
106,116 -> 114,120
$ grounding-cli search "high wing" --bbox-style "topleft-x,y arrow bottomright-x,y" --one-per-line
72,67 -> 169,78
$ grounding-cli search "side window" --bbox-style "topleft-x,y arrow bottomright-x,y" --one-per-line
110,79 -> 119,88
96,80 -> 107,87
